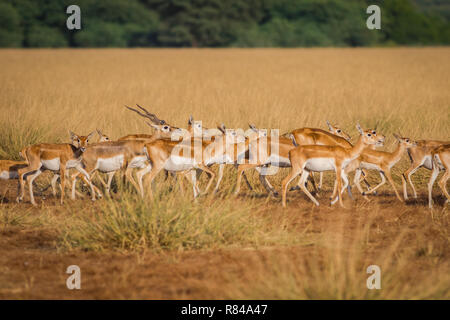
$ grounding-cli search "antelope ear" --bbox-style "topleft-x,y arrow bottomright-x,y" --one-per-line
69,131 -> 78,140
87,131 -> 95,140
96,128 -> 103,136
249,123 -> 257,132
188,115 -> 193,125
393,133 -> 401,141
326,120 -> 333,131
356,122 -> 363,135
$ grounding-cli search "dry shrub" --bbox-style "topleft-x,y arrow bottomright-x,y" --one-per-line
59,192 -> 308,252
219,214 -> 449,299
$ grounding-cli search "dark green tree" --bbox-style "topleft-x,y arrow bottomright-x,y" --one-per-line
0,2 -> 23,46
0,0 -> 448,47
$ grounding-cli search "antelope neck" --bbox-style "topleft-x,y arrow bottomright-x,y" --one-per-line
348,136 -> 368,159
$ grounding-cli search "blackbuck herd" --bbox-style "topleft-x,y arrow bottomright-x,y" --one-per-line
0,105 -> 448,209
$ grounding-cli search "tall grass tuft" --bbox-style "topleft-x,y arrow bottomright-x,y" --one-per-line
60,193 -> 301,252
0,122 -> 55,160
0,205 -> 51,229
219,216 -> 450,300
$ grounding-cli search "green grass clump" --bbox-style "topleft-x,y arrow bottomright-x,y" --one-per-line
0,205 -> 50,229
0,122 -> 55,160
60,193 -> 295,252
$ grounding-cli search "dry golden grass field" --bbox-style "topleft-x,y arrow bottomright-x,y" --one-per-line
0,48 -> 449,299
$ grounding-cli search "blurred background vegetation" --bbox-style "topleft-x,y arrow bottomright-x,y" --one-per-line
0,0 -> 449,48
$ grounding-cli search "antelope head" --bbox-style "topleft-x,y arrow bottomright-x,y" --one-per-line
248,123 -> 268,138
393,133 -> 417,148
125,104 -> 182,139
356,123 -> 380,147
364,126 -> 385,147
187,115 -> 204,137
70,131 -> 95,152
218,124 -> 245,144
326,120 -> 351,141
96,129 -> 110,142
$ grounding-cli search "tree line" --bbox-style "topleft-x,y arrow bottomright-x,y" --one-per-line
0,0 -> 449,48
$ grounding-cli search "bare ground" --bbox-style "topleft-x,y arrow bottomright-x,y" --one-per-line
0,177 -> 448,299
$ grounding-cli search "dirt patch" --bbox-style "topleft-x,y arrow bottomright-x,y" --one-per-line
0,179 -> 448,299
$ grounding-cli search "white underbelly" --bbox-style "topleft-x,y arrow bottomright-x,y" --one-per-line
128,156 -> 148,169
41,158 -> 60,171
207,155 -> 231,165
164,156 -> 194,172
304,158 -> 336,172
256,165 -> 280,175
423,155 -> 432,170
0,171 -> 18,179
96,155 -> 124,172
66,159 -> 81,169
342,158 -> 355,169
361,162 -> 381,171
268,155 -> 291,167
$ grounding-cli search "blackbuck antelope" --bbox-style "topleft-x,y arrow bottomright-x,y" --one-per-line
330,131 -> 385,203
48,129 -> 111,197
290,124 -> 383,195
185,117 -> 228,192
350,134 -> 416,202
119,104 -> 184,181
121,110 -> 229,193
289,122 -> 370,191
322,121 -> 351,190
71,106 -> 183,198
183,118 -> 263,193
70,140 -> 160,199
234,134 -> 295,196
211,123 -> 267,193
143,127 -> 246,198
119,104 -> 182,142
17,132 -> 96,205
402,140 -> 449,200
234,123 -> 360,197
282,123 -> 380,208
87,129 -> 112,188
428,144 -> 450,208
